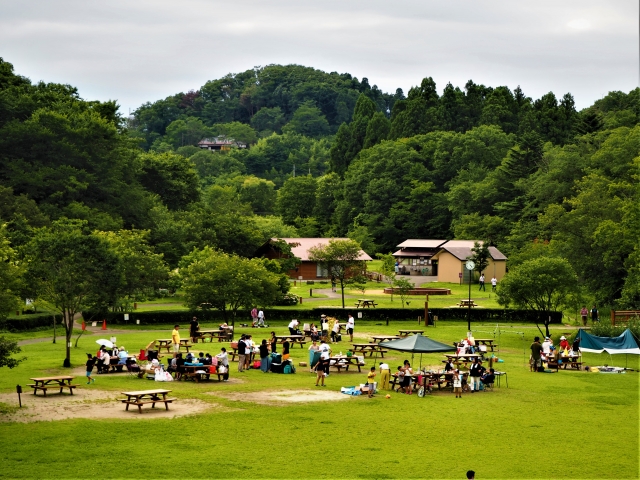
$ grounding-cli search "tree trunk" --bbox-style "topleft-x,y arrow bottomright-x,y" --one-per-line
340,279 -> 345,308
63,309 -> 73,368
52,314 -> 56,344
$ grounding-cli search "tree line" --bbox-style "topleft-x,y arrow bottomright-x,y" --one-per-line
0,56 -> 638,338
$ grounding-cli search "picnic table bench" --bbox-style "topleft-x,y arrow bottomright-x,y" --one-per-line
473,338 -> 498,352
546,355 -> 582,371
180,365 -> 225,382
355,299 -> 378,308
28,376 -> 78,396
443,353 -> 484,366
274,335 -> 307,348
398,330 -> 424,337
194,329 -> 231,343
370,335 -> 401,343
457,299 -> 478,307
120,389 -> 175,413
328,355 -> 366,373
155,339 -> 193,353
349,343 -> 389,357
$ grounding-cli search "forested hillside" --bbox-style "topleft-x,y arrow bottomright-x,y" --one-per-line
0,57 -> 638,312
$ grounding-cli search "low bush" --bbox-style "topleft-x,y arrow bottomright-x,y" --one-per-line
0,313 -> 63,332
83,307 -> 562,325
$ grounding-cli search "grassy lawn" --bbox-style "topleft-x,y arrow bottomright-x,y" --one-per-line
0,321 -> 638,479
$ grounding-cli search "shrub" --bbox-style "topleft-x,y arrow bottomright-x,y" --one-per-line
0,313 -> 63,332
82,307 -> 562,325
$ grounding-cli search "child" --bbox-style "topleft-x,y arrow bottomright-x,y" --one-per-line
367,366 -> 376,397
453,370 -> 462,398
315,357 -> 326,387
85,353 -> 96,384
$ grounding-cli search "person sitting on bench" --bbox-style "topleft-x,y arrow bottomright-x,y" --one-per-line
481,368 -> 495,387
288,319 -> 300,335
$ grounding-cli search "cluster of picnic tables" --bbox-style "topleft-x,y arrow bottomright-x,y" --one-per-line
24,329 -> 515,416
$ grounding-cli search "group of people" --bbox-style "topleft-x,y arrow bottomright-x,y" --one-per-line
530,334 -> 580,371
167,348 -> 230,381
84,345 -> 131,383
580,305 -> 599,326
478,274 -> 498,292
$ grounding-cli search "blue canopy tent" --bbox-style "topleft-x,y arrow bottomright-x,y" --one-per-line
576,329 -> 640,369
576,329 -> 640,354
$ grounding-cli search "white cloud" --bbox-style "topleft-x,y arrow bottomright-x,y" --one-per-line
0,0 -> 636,112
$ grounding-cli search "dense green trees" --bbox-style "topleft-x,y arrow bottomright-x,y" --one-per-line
180,247 -> 286,324
0,55 -> 638,314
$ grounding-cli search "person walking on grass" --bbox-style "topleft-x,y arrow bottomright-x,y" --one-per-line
315,357 -> 326,387
347,314 -> 355,342
171,324 -> 181,359
237,335 -> 246,373
379,362 -> 390,390
491,276 -> 497,292
85,354 -> 96,384
190,316 -> 199,344
530,336 -> 543,372
453,370 -> 462,398
580,306 -> 588,326
367,367 -> 376,397
479,274 -> 485,291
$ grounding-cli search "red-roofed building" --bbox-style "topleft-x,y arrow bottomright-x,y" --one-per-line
255,238 -> 372,280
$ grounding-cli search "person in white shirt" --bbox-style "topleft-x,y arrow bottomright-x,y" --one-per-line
542,336 -> 552,355
346,314 -> 355,342
379,362 -> 390,390
288,319 -> 300,335
257,309 -> 265,327
244,335 -> 254,370
318,340 -> 331,377
216,348 -> 229,381
491,277 -> 497,292
331,321 -> 340,342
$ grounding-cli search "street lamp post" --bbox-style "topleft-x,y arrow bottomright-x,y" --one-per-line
465,260 -> 475,332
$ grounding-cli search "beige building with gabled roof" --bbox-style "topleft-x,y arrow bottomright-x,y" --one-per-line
393,239 -> 507,283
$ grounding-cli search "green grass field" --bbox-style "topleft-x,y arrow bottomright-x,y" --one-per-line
0,320 -> 638,479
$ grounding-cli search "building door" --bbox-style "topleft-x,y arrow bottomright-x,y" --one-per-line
431,260 -> 438,276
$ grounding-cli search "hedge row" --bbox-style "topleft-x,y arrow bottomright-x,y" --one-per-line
0,313 -> 63,331
83,308 -> 562,325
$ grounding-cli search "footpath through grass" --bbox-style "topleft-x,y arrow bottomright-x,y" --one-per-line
0,321 -> 638,479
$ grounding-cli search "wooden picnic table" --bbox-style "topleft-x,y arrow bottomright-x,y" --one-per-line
457,299 -> 477,307
120,389 -> 175,413
443,353 -> 484,366
370,335 -> 401,343
474,338 -> 498,352
28,376 -> 78,396
355,299 -> 378,308
155,339 -> 193,353
179,365 -> 225,382
398,330 -> 425,337
195,329 -> 231,343
328,355 -> 366,373
547,355 -> 582,372
274,335 -> 307,348
423,371 -> 468,390
349,343 -> 389,357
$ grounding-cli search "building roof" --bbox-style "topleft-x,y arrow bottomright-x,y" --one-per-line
272,238 -> 372,262
396,239 -> 447,249
394,239 -> 507,261
434,240 -> 507,261
392,249 -> 438,258
198,137 -> 236,146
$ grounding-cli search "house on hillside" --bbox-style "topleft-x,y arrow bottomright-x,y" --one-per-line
393,239 -> 507,283
197,137 -> 244,151
254,238 -> 373,280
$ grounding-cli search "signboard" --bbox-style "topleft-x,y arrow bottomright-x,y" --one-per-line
124,314 -> 129,321
358,312 -> 362,319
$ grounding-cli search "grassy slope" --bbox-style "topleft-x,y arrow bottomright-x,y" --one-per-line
0,321 -> 638,479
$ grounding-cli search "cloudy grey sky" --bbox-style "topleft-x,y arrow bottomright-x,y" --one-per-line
0,0 -> 637,113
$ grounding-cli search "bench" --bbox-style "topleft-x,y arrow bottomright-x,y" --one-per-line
27,384 -> 79,396
348,349 -> 389,358
547,359 -> 583,371
180,371 -> 225,382
121,397 -> 177,413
